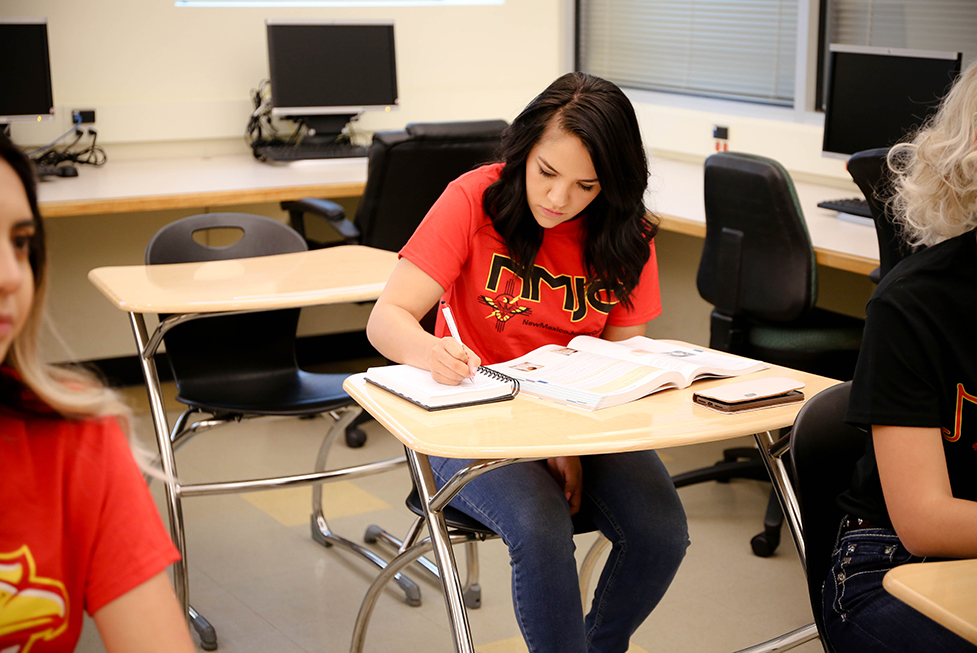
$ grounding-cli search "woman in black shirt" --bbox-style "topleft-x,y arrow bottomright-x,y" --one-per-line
823,60 -> 977,652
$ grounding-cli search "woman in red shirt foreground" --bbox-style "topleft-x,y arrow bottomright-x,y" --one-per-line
0,133 -> 194,653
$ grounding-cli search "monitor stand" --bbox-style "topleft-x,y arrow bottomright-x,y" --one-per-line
297,114 -> 357,143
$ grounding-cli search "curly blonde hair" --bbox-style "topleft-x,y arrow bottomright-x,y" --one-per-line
888,59 -> 977,248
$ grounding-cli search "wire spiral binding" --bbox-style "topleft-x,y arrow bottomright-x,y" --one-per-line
476,366 -> 520,394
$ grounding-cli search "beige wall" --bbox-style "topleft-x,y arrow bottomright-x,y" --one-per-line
7,0 -> 565,149
5,0 -> 871,362
6,0 -> 568,361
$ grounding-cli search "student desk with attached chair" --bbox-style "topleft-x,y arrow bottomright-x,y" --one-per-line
343,351 -> 840,653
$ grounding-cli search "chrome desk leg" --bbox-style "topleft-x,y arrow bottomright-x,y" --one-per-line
129,312 -> 188,611
753,430 -> 806,572
309,407 -> 420,605
742,430 -> 822,653
407,449 -> 475,653
130,312 -> 217,650
731,623 -> 819,653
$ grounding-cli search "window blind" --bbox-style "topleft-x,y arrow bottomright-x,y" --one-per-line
827,0 -> 977,69
577,0 -> 799,106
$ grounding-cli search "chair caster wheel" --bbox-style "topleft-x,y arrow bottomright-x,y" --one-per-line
345,427 -> 367,448
463,585 -> 482,609
190,612 -> 218,650
364,524 -> 383,544
750,532 -> 779,558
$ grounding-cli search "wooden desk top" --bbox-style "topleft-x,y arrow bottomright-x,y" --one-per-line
88,245 -> 397,314
884,559 -> 977,645
344,355 -> 839,459
37,154 -> 368,218
649,158 -> 880,276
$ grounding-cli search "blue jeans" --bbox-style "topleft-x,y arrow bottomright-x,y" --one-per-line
822,517 -> 977,653
430,451 -> 689,653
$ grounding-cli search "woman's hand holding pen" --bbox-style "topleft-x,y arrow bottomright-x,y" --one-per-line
432,299 -> 480,385
429,337 -> 481,385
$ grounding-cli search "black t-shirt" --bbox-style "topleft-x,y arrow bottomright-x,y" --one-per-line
839,227 -> 977,525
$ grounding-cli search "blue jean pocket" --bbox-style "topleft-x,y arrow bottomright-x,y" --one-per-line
827,528 -> 921,618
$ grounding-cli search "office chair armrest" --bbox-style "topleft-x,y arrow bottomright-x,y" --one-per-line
280,198 -> 361,245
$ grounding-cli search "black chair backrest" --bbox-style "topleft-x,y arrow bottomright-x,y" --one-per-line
145,213 -> 309,406
354,120 -> 507,252
789,381 -> 863,653
847,147 -> 915,280
697,152 -> 817,324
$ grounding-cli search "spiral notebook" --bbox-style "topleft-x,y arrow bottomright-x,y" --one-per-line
364,364 -> 520,411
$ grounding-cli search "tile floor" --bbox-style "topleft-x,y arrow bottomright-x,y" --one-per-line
75,379 -> 825,653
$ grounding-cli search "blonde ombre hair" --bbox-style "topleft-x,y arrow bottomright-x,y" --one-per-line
1,134 -> 133,434
888,59 -> 977,248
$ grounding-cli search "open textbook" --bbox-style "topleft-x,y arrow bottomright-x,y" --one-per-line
487,336 -> 768,411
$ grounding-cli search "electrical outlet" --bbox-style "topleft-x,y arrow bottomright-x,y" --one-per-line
712,125 -> 729,152
72,109 -> 96,124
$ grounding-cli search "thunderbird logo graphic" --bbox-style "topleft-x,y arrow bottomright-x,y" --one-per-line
478,279 -> 532,332
0,546 -> 69,652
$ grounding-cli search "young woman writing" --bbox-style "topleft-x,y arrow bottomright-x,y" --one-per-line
367,72 -> 689,653
0,134 -> 195,653
822,59 -> 977,653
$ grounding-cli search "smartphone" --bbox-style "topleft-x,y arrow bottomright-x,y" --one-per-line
692,377 -> 805,414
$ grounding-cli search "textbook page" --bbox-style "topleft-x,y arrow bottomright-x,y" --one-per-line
489,345 -> 685,410
565,336 -> 767,383
489,338 -> 767,410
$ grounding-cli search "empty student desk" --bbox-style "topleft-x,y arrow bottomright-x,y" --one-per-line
88,245 -> 397,618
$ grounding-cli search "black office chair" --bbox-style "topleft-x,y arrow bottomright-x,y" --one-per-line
789,381 -> 862,653
846,147 -> 917,283
281,120 -> 508,442
686,152 -> 864,557
281,119 -> 508,253
145,213 -> 408,650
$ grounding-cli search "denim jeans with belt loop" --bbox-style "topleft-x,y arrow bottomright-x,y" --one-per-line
822,516 -> 977,653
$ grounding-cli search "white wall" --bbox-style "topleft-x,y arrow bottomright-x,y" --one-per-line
7,0 -> 566,151
7,0 -> 869,361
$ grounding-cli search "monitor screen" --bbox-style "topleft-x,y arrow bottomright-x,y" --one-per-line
266,20 -> 398,119
0,20 -> 55,124
822,45 -> 961,158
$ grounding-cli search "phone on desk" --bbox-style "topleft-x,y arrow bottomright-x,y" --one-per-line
693,377 -> 805,413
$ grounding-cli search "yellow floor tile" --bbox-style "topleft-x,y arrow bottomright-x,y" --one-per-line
240,481 -> 390,527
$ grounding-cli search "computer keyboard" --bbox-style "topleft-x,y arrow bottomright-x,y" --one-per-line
816,197 -> 872,218
254,141 -> 368,162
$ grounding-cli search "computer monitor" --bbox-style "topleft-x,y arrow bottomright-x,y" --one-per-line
266,20 -> 398,141
0,19 -> 55,125
822,44 -> 962,159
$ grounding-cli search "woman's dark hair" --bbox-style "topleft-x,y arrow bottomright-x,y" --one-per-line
0,132 -> 45,283
483,72 -> 658,309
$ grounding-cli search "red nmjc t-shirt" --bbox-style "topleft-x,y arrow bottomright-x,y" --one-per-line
401,163 -> 661,365
0,377 -> 179,652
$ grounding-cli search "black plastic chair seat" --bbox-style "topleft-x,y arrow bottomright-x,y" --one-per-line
177,370 -> 354,417
747,308 -> 864,352
406,489 -> 497,537
405,488 -> 598,539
